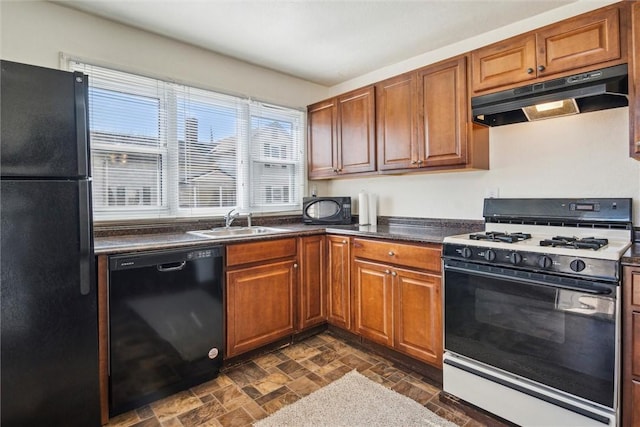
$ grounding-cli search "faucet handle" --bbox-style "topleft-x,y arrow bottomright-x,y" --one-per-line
247,212 -> 252,228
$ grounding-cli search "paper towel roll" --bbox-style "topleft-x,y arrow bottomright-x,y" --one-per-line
368,193 -> 377,226
358,191 -> 369,225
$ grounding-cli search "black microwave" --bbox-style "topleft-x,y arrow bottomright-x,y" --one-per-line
302,196 -> 352,225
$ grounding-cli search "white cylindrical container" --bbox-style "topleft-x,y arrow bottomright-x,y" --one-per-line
368,193 -> 377,226
358,191 -> 369,225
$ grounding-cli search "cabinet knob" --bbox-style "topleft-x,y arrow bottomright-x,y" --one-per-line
411,160 -> 418,165
385,269 -> 391,274
537,65 -> 545,72
388,251 -> 395,256
417,160 -> 423,165
333,168 -> 339,173
526,67 -> 534,74
342,240 -> 347,244
293,263 -> 298,268
391,271 -> 397,277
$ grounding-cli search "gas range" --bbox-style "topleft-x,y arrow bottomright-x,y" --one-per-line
443,198 -> 633,281
442,197 -> 633,427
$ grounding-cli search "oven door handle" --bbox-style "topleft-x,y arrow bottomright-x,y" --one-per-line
444,265 -> 613,295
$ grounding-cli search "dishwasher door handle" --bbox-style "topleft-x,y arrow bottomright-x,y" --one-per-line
157,261 -> 187,272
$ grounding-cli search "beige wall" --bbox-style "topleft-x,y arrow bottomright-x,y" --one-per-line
2,0 -> 639,223
315,0 -> 640,224
0,1 -> 328,108
322,107 -> 639,221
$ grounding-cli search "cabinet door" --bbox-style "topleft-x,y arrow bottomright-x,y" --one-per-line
417,56 -> 468,168
536,6 -> 621,77
353,259 -> 393,347
631,2 -> 640,158
394,268 -> 442,367
623,266 -> 640,427
298,235 -> 326,330
632,380 -> 640,427
327,236 -> 352,330
226,260 -> 296,357
471,33 -> 537,93
337,86 -> 376,174
308,99 -> 337,178
376,73 -> 417,171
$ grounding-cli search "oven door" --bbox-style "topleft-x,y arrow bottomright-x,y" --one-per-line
443,258 -> 619,409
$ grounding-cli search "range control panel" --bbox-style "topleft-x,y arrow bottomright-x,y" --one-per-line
442,243 -> 619,282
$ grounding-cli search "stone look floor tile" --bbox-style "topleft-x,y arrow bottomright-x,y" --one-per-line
212,384 -> 245,407
261,391 -> 301,415
191,375 -> 234,397
176,400 -> 227,427
216,407 -> 254,427
251,372 -> 292,394
103,331 -> 508,427
391,379 -> 437,406
131,418 -> 162,427
159,417 -> 183,427
150,391 -> 202,423
286,374 -> 323,397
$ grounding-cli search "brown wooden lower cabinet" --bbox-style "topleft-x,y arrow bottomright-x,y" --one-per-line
352,238 -> 443,368
623,265 -> 640,426
297,235 -> 327,330
394,267 -> 442,366
226,238 -> 298,358
353,259 -> 394,346
327,235 -> 352,330
353,257 -> 442,367
226,259 -> 297,358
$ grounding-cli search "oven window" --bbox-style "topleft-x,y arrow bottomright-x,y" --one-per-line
444,268 -> 616,408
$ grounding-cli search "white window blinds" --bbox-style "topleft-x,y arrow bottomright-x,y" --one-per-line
249,102 -> 304,209
68,59 -> 305,221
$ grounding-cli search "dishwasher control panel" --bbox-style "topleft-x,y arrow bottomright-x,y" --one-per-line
110,246 -> 224,270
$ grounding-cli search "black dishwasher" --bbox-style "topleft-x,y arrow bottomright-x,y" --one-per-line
108,246 -> 224,416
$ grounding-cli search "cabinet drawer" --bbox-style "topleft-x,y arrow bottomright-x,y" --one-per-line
227,238 -> 297,267
352,238 -> 441,272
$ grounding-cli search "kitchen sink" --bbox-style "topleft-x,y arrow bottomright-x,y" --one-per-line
188,226 -> 288,239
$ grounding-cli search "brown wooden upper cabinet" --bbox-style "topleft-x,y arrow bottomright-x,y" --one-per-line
307,86 -> 376,179
377,55 -> 487,171
472,4 -> 624,94
631,1 -> 640,159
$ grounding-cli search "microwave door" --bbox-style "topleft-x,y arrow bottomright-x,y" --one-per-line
307,200 -> 340,219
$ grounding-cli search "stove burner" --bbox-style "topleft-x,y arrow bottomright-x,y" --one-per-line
469,231 -> 532,243
539,236 -> 609,250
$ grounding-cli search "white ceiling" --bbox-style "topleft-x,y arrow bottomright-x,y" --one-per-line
57,0 -> 577,86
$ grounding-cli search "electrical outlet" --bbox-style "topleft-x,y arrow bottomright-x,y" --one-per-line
485,188 -> 499,198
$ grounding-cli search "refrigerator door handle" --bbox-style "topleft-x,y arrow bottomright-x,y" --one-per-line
74,71 -> 89,177
78,180 -> 92,296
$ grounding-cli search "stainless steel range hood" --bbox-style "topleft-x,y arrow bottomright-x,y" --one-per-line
472,64 -> 628,127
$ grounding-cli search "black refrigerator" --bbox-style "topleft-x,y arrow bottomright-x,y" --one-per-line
0,60 -> 100,426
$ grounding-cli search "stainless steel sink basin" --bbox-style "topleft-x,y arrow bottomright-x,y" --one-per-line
188,226 -> 288,239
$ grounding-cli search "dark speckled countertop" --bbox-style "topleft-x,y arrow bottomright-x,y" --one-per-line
94,219 -> 484,255
622,243 -> 640,265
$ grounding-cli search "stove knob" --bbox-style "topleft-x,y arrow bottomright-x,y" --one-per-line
570,259 -> 586,272
461,247 -> 472,258
509,252 -> 522,265
484,249 -> 496,262
538,255 -> 553,269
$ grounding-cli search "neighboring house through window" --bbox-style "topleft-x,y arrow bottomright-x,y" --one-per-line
68,59 -> 305,221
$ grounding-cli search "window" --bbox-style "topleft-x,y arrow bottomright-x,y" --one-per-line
69,60 -> 305,221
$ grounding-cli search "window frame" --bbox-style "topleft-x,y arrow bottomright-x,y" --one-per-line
65,56 -> 306,222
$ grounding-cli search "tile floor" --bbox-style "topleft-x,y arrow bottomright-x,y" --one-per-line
106,331 -> 508,427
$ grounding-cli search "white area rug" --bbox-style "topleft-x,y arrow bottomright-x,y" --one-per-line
254,370 -> 458,427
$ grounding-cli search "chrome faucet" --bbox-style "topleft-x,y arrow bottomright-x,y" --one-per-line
224,208 -> 240,228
